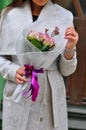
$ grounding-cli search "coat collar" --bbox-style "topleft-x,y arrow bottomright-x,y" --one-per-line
0,0 -> 73,55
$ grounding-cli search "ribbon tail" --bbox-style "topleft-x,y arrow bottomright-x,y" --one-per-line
22,65 -> 44,102
31,73 -> 39,102
31,85 -> 39,102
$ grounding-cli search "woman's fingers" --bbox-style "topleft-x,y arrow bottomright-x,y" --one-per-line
65,27 -> 78,38
16,67 -> 27,84
65,26 -> 79,49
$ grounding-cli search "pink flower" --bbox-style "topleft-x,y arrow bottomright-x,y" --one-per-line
27,30 -> 38,40
27,27 -> 59,51
43,33 -> 55,47
37,32 -> 45,42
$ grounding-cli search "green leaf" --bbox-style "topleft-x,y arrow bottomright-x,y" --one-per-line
30,39 -> 43,50
41,45 -> 49,51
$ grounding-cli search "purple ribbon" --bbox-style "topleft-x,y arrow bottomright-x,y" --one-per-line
22,64 -> 44,102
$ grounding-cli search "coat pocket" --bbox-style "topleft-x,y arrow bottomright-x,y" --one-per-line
3,81 -> 23,118
3,98 -> 19,130
11,101 -> 23,119
3,98 -> 12,119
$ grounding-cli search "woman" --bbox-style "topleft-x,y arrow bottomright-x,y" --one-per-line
0,0 -> 78,130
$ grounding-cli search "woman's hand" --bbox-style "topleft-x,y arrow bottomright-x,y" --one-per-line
65,26 -> 79,50
64,26 -> 79,60
16,67 -> 27,84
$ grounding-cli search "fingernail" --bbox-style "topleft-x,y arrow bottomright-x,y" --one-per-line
25,79 -> 28,82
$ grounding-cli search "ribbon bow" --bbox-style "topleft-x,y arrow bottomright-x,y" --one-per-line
22,64 -> 44,102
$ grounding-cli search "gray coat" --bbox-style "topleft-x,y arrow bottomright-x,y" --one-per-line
0,1 -> 77,130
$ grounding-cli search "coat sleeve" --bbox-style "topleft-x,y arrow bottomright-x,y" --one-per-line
59,52 -> 77,76
0,56 -> 20,83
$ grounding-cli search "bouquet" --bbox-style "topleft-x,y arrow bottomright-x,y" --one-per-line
22,28 -> 59,101
27,27 -> 59,51
12,22 -> 65,104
